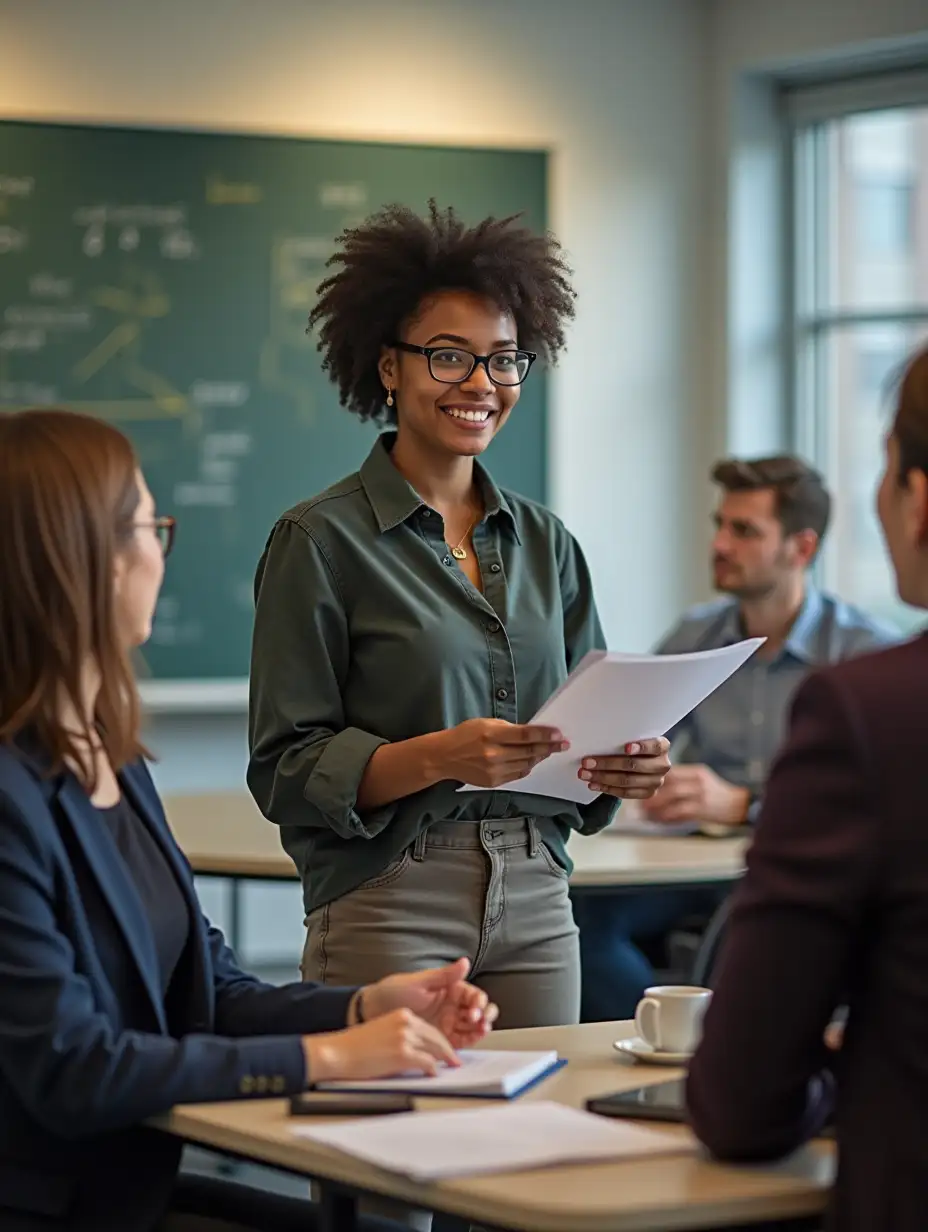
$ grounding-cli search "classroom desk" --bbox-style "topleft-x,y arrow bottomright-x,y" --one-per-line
165,792 -> 748,889
152,1019 -> 833,1232
164,792 -> 747,947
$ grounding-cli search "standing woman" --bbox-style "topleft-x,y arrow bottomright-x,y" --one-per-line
0,408 -> 494,1232
248,202 -> 670,1027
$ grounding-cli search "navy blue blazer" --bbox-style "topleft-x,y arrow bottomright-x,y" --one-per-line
0,745 -> 356,1231
687,632 -> 928,1232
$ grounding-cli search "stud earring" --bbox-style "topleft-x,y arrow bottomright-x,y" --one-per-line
386,388 -> 394,408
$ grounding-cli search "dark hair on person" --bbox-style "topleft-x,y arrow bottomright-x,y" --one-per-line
308,199 -> 576,423
0,408 -> 148,790
891,346 -> 928,484
711,454 -> 831,542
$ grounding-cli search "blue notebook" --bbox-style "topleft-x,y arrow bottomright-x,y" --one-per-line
316,1049 -> 566,1099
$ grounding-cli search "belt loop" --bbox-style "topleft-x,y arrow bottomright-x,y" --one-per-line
526,817 -> 539,858
412,828 -> 428,862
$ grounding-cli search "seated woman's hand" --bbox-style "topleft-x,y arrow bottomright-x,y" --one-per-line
302,1009 -> 460,1083
361,957 -> 499,1048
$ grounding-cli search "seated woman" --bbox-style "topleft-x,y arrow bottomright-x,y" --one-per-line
0,408 -> 496,1232
687,345 -> 928,1232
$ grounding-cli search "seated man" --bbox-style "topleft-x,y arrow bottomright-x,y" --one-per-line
576,455 -> 897,1023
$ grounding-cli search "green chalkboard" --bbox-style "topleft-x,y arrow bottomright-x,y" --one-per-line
0,120 -> 548,698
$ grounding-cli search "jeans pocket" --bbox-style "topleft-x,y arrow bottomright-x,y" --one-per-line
537,841 -> 569,880
354,847 -> 412,892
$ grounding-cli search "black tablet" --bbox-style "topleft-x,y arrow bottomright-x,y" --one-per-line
585,1078 -> 686,1123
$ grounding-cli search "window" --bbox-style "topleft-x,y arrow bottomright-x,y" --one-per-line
789,83 -> 928,633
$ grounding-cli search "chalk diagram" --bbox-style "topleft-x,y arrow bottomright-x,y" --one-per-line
71,270 -> 193,423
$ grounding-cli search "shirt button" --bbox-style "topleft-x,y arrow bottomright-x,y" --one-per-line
496,688 -> 508,701
442,555 -> 453,566
487,620 -> 500,634
422,509 -> 431,517
490,563 -> 501,574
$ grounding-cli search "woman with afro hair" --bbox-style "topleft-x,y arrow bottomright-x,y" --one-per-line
247,201 -> 670,1028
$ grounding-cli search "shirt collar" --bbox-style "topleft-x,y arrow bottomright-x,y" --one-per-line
714,586 -> 823,665
358,432 -> 521,543
782,587 -> 826,664
718,587 -> 825,665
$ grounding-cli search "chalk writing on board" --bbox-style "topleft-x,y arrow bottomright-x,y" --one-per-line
0,226 -> 27,254
173,430 -> 252,509
206,175 -> 262,205
73,204 -> 199,261
149,595 -> 204,650
0,175 -> 33,198
258,234 -> 331,422
70,273 -> 191,420
0,380 -> 57,404
319,182 -> 367,210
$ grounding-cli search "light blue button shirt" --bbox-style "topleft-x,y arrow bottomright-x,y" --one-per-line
656,589 -> 899,795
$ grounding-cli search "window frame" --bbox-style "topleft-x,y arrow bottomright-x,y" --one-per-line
783,70 -> 928,606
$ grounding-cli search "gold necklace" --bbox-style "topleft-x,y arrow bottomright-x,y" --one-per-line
449,514 -> 479,560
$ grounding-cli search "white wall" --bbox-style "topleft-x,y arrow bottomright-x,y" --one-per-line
0,0 -> 711,801
706,0 -> 928,466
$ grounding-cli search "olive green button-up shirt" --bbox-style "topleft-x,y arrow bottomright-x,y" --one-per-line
247,432 -> 617,913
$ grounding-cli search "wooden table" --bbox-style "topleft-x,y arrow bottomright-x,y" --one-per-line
164,793 -> 747,950
153,1020 -> 833,1231
165,792 -> 748,889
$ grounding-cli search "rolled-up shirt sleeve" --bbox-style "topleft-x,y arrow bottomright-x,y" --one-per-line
247,518 -> 393,841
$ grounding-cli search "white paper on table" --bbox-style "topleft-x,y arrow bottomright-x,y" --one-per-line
458,638 -> 764,804
291,1099 -> 697,1182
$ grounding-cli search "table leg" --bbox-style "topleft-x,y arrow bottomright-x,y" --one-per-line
318,1185 -> 359,1232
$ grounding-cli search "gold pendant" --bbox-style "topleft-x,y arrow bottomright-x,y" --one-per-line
451,546 -> 467,560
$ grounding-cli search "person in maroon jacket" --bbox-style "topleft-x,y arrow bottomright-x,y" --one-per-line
687,344 -> 928,1232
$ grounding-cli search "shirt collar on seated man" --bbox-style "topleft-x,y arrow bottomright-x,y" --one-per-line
721,587 -> 825,666
359,430 -> 521,542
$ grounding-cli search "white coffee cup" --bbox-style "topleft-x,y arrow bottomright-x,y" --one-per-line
634,984 -> 712,1054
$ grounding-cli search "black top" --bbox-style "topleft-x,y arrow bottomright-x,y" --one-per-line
98,794 -> 190,996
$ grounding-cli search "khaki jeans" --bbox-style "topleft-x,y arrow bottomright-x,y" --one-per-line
302,818 -> 580,1029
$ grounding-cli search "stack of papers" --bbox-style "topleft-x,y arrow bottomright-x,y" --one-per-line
459,639 -> 764,803
292,1100 -> 697,1181
317,1050 -> 563,1099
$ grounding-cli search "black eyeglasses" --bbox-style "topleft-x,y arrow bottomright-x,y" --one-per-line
136,515 -> 176,557
392,341 -> 537,387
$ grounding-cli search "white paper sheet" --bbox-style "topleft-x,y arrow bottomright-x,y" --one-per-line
459,638 -> 764,803
316,1049 -> 558,1097
292,1099 -> 697,1181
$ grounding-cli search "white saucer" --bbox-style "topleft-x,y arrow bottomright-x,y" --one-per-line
613,1036 -> 692,1065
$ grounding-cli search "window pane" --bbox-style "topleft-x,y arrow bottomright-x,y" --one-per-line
819,323 -> 928,634
825,107 -> 928,311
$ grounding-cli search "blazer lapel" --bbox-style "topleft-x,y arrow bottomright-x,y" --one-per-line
56,775 -> 168,1031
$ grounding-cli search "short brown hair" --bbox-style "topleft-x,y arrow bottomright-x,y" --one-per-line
0,409 -> 147,789
893,346 -> 928,483
711,455 -> 831,541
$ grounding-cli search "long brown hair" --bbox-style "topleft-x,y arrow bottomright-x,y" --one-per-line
0,408 -> 147,786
